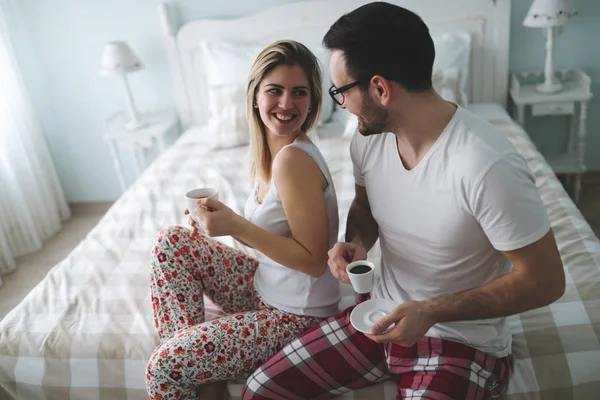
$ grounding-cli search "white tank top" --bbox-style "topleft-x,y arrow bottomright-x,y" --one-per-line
244,140 -> 340,317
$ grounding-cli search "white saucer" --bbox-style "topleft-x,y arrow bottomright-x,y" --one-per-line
350,298 -> 400,334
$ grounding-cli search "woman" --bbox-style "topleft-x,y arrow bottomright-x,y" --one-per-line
146,40 -> 340,399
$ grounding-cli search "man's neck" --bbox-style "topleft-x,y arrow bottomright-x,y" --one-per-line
389,94 -> 457,168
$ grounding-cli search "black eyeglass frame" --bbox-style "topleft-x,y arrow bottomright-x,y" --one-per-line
328,80 -> 362,106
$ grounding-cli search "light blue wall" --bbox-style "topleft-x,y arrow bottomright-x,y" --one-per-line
1,0 -> 300,202
3,0 -> 599,202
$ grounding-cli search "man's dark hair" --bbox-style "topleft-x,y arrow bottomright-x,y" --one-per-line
323,2 -> 434,92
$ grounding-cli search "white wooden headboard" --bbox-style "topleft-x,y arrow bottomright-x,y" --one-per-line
158,0 -> 511,130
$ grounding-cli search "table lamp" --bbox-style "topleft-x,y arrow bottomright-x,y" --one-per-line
100,41 -> 147,130
523,0 -> 578,94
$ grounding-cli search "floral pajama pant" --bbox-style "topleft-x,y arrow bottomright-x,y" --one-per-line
146,226 -> 323,400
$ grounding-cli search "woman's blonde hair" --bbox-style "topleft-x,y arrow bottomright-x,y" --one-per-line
246,40 -> 323,184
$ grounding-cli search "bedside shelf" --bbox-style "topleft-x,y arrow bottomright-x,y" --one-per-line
546,153 -> 587,175
103,108 -> 179,192
510,68 -> 592,105
509,68 -> 593,204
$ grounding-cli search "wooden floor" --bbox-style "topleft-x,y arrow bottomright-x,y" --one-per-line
563,173 -> 600,239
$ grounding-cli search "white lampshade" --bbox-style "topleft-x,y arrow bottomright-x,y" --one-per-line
99,41 -> 143,76
523,0 -> 578,28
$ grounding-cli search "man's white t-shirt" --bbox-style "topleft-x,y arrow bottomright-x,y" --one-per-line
350,106 -> 550,357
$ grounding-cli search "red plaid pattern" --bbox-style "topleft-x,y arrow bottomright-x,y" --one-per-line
242,302 -> 512,399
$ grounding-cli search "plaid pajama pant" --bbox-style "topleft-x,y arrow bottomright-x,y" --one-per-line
243,296 -> 512,400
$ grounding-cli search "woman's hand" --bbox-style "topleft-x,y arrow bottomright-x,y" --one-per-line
193,197 -> 244,237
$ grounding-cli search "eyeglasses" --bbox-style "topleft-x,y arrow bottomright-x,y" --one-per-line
328,80 -> 362,106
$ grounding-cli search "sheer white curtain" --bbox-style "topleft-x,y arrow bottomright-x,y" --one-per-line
0,4 -> 70,286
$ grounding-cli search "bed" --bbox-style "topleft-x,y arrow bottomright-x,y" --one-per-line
1,0 -> 599,399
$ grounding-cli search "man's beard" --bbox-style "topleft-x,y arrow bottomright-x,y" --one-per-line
357,96 -> 389,137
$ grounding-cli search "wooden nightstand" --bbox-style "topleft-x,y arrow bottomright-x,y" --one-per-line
509,68 -> 593,203
104,109 -> 178,192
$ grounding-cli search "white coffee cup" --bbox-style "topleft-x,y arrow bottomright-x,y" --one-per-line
185,188 -> 219,226
346,260 -> 375,294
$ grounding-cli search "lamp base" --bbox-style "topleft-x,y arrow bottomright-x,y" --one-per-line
125,120 -> 148,131
536,80 -> 563,94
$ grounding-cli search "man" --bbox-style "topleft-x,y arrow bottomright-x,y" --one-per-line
242,2 -> 565,399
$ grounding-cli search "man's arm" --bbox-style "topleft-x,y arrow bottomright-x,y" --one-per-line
369,229 -> 565,345
426,229 -> 565,322
345,184 -> 379,252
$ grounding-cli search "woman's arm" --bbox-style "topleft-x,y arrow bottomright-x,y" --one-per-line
233,236 -> 254,249
233,146 -> 330,278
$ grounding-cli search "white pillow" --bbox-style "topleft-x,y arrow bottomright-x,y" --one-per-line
432,32 -> 471,107
198,40 -> 335,149
432,68 -> 461,104
205,84 -> 249,149
199,41 -> 256,149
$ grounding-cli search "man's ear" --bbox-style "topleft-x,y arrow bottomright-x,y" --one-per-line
370,75 -> 392,106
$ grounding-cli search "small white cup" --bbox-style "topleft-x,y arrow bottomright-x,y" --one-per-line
346,260 -> 375,294
185,188 -> 219,226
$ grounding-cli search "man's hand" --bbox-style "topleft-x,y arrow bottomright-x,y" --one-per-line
327,242 -> 368,284
365,300 -> 436,347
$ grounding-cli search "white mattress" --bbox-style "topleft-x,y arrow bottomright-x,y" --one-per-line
467,102 -> 513,122
1,105 -> 599,400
